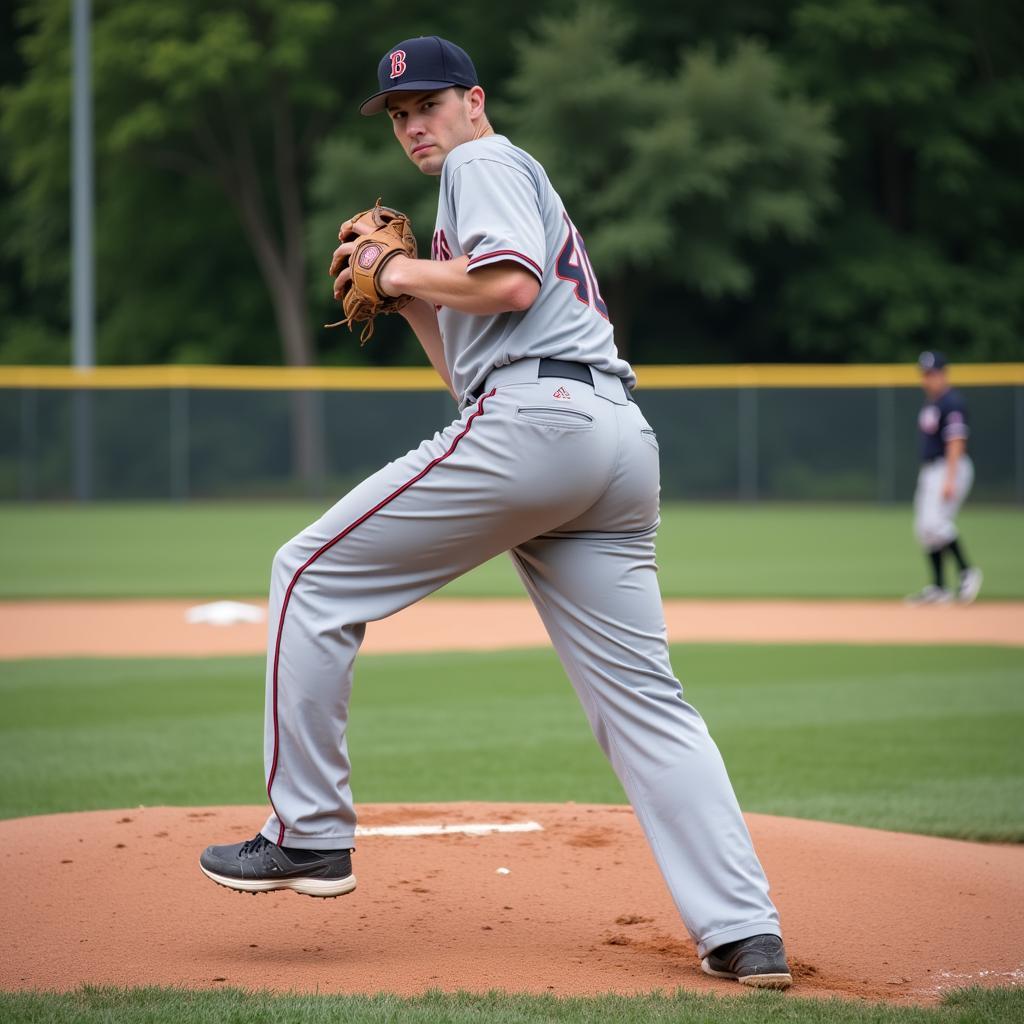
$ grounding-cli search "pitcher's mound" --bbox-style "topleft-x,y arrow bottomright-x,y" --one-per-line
2,803 -> 1021,1004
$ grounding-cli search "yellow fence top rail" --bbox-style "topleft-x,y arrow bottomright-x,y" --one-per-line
0,363 -> 1022,390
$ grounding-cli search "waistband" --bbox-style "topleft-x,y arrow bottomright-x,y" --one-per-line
466,358 -> 635,408
921,453 -> 972,467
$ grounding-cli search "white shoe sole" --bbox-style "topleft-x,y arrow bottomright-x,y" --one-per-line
702,957 -> 793,990
199,863 -> 357,898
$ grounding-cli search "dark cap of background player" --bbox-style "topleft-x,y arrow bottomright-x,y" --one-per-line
359,37 -> 478,116
918,351 -> 949,372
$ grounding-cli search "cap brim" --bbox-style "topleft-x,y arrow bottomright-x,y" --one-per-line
359,81 -> 460,116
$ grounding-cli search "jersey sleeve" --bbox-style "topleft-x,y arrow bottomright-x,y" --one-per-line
449,158 -> 545,282
941,395 -> 970,442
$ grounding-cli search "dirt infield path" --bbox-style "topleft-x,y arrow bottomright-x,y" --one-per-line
2,802 -> 1021,1004
2,597 -> 1022,659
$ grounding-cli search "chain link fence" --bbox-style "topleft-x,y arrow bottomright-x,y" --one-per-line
1,368 -> 1021,503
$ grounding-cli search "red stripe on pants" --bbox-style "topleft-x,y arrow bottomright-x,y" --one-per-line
267,389 -> 497,845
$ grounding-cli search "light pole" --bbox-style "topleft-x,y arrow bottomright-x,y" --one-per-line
71,0 -> 95,500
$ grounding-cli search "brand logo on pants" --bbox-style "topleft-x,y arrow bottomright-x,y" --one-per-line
552,386 -> 572,400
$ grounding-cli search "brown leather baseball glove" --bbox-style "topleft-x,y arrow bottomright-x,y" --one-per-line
326,199 -> 417,344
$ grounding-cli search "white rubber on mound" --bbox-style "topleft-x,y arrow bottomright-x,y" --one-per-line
355,821 -> 544,837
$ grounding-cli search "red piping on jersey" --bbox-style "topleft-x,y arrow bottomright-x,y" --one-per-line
467,249 -> 543,279
266,389 -> 498,845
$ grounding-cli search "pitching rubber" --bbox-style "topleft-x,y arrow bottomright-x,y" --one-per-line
199,864 -> 357,898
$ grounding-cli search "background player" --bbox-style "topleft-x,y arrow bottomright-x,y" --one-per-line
199,36 -> 792,989
905,350 -> 982,604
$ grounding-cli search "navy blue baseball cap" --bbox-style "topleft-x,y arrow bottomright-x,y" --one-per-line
918,351 -> 948,372
359,37 -> 478,116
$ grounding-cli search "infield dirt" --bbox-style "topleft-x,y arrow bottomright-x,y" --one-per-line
2,802 -> 1022,1004
3,599 -> 1022,1004
1,597 -> 1021,658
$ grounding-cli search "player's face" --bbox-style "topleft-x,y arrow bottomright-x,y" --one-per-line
387,88 -> 484,175
921,369 -> 948,400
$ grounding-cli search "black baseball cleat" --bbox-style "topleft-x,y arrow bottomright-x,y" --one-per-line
701,933 -> 793,990
199,833 -> 356,898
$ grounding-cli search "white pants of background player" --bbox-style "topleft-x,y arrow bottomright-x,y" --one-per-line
259,360 -> 782,958
913,456 -> 974,552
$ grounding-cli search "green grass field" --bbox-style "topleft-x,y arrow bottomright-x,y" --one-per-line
4,501 -> 1023,1022
3,644 -> 1022,840
0,501 -> 1021,599
1,986 -> 1019,1024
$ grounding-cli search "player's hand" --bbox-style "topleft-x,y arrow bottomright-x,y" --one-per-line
332,257 -> 353,300
331,247 -> 409,300
330,239 -> 355,282
325,199 -> 417,341
328,211 -> 378,281
941,478 -> 956,501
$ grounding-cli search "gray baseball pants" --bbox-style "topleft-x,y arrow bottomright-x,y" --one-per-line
913,455 -> 974,552
260,358 -> 782,956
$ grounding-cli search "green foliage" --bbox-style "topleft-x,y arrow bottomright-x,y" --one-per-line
780,223 -> 1024,361
0,0 -> 1022,365
781,0 -> 1024,359
600,40 -> 836,296
1,1 -> 72,300
792,0 -> 969,111
495,4 -> 651,214
1,0 -> 348,367
495,5 -> 837,319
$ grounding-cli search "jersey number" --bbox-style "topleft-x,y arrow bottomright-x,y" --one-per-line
555,215 -> 609,320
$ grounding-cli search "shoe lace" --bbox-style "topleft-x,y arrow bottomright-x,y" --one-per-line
239,833 -> 272,858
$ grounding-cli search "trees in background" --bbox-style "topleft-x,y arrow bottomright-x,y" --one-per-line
780,0 -> 1024,360
2,0 -> 350,371
1,0 -> 1021,367
498,6 -> 838,355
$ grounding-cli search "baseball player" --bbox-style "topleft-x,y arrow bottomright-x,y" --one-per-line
905,351 -> 982,605
199,36 -> 792,989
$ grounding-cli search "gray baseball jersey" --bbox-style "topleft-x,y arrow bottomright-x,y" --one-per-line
250,130 -> 783,960
431,135 -> 635,404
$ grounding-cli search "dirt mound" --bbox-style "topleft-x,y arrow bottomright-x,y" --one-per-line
2,803 -> 1021,1004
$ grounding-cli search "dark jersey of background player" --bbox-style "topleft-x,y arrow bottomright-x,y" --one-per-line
919,388 -> 968,463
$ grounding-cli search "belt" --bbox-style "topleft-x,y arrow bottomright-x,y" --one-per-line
473,358 -> 635,404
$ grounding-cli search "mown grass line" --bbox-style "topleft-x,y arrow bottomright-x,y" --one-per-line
2,645 -> 1021,840
0,501 -> 1021,599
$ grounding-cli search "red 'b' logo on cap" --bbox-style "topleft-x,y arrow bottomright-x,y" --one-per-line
389,50 -> 407,79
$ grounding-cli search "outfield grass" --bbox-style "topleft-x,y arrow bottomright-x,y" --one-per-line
3,645 -> 1021,840
1,986 -> 1019,1024
0,501 -> 1021,599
